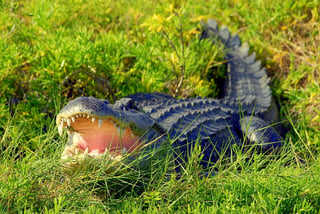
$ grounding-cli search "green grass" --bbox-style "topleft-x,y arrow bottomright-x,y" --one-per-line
1,0 -> 320,213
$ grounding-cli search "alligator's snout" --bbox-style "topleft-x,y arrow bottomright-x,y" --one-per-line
56,97 -> 142,160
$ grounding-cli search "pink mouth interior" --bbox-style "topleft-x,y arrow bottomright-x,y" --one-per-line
68,118 -> 140,155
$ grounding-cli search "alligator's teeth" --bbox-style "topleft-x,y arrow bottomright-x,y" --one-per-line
71,116 -> 75,123
103,148 -> 109,155
82,114 -> 86,117
98,119 -> 103,128
92,117 -> 95,123
74,147 -> 79,155
89,150 -> 100,157
83,147 -> 89,155
117,127 -> 122,135
131,132 -> 137,138
76,114 -> 79,118
113,122 -> 117,128
122,147 -> 127,154
58,124 -> 63,136
87,115 -> 90,119
67,119 -> 71,126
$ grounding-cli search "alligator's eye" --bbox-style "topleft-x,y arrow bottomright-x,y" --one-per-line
114,98 -> 139,111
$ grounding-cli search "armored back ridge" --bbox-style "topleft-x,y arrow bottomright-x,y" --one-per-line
57,19 -> 283,168
201,20 -> 272,114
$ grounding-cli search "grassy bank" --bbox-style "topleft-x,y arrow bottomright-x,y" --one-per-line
1,0 -> 319,213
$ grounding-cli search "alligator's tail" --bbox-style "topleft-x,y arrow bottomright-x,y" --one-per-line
201,19 -> 272,114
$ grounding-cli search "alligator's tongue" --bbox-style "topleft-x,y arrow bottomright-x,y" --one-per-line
69,118 -> 140,155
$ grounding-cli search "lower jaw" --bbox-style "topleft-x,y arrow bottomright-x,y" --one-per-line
66,131 -> 129,155
61,143 -> 124,163
60,144 -> 126,174
61,134 -> 126,161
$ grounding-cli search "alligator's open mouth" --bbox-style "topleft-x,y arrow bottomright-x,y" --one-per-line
57,113 -> 141,160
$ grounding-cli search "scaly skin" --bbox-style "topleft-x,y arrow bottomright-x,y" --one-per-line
56,20 -> 282,167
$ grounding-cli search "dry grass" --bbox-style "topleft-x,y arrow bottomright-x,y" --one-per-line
266,10 -> 320,140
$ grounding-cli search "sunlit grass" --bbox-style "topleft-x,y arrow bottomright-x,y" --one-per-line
1,0 -> 319,212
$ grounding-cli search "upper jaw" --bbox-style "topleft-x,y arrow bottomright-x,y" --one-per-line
56,96 -> 158,134
57,112 -> 121,136
56,96 -> 123,131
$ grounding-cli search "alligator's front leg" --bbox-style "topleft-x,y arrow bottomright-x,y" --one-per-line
239,116 -> 283,152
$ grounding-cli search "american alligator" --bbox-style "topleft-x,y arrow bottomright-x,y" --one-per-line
56,19 -> 282,167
